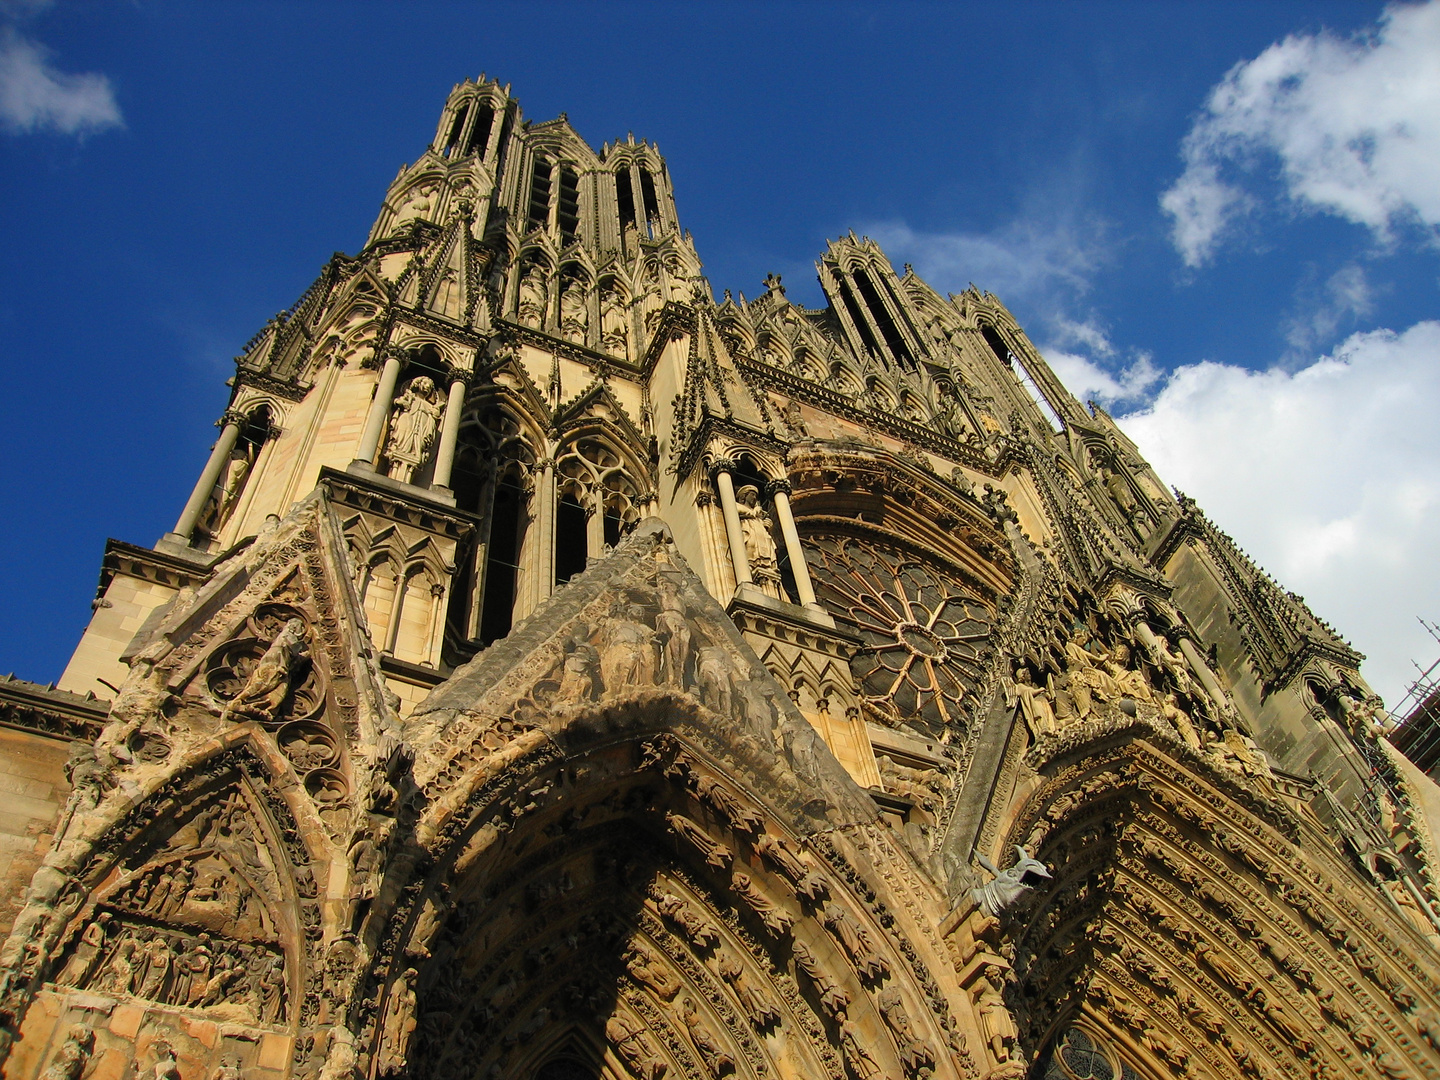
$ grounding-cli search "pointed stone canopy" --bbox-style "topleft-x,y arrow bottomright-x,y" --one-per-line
407,518 -> 880,843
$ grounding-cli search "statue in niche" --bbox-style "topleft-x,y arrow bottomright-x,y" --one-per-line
714,948 -> 781,1029
40,1028 -> 93,1080
735,485 -> 779,583
835,1008 -> 885,1080
820,902 -> 890,981
730,871 -> 792,934
1159,691 -> 1203,751
679,997 -> 734,1077
879,988 -> 936,1077
606,1014 -> 668,1080
1003,664 -> 1057,738
560,280 -> 588,343
654,890 -> 719,950
665,810 -> 732,870
790,939 -> 849,1019
601,287 -> 629,358
385,376 -> 443,484
222,618 -> 308,724
391,184 -> 434,230
202,444 -> 254,534
624,940 -> 680,1001
518,265 -> 548,327
974,964 -> 1019,1066
1104,641 -> 1156,704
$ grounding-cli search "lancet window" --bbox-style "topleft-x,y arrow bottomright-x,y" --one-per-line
553,436 -> 642,585
982,323 -> 1063,432
557,165 -> 580,245
528,157 -> 553,232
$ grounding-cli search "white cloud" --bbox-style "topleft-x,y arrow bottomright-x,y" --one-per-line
1161,1 -> 1440,267
1045,348 -> 1160,409
1282,262 -> 1377,357
866,215 -> 1107,311
0,25 -> 121,136
1118,320 -> 1440,706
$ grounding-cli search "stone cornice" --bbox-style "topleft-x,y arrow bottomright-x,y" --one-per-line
97,539 -> 211,602
320,467 -> 477,540
0,676 -> 108,742
496,318 -> 644,378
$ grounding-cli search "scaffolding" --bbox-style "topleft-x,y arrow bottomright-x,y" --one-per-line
1385,618 -> 1440,775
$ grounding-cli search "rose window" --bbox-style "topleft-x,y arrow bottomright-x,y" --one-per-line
804,533 -> 994,733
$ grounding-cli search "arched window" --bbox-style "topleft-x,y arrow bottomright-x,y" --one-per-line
853,267 -> 912,366
616,168 -> 638,229
982,324 -> 1062,432
557,165 -> 580,245
442,104 -> 468,157
528,157 -> 553,231
465,104 -> 494,158
639,168 -> 660,232
554,487 -> 589,585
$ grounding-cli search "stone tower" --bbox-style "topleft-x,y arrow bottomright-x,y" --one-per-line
4,76 -> 1440,1080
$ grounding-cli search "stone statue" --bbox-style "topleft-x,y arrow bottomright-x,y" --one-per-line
560,280 -> 588,343
975,964 -> 1018,1065
821,901 -> 890,981
753,832 -> 828,900
204,446 -> 253,534
601,287 -> 628,358
377,967 -> 419,1076
55,742 -> 112,840
606,1014 -> 667,1080
971,846 -> 1050,917
518,266 -> 547,327
730,871 -> 794,934
715,948 -> 781,1029
1159,691 -> 1202,750
601,605 -> 659,692
40,1028 -> 93,1080
790,939 -> 850,1019
385,376 -> 443,484
58,912 -> 111,987
679,997 -> 734,1077
665,810 -> 732,870
624,940 -> 680,1001
1003,665 -> 1057,737
735,485 -> 778,578
223,618 -> 308,724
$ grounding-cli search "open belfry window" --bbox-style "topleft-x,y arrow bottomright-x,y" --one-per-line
616,167 -> 637,229
554,488 -> 588,585
983,323 -> 1063,432
477,464 -> 526,645
442,104 -> 468,157
528,156 -> 553,231
639,167 -> 660,231
557,165 -> 580,245
853,266 -> 913,366
464,104 -> 493,158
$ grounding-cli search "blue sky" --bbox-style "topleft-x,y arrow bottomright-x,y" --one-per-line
2,1 -> 1437,707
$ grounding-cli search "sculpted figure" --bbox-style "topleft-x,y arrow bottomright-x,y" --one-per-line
203,446 -> 252,533
730,871 -> 793,934
971,846 -> 1050,917
223,618 -> 308,724
836,1012 -> 885,1080
666,811 -> 732,869
735,486 -> 778,578
602,605 -> 658,695
791,939 -> 850,1019
56,743 -> 111,840
518,266 -> 547,327
137,935 -> 173,1001
654,581 -> 692,686
1003,665 -> 1057,737
606,1014 -> 668,1080
879,988 -> 937,1078
1062,628 -> 1116,717
820,901 -> 890,981
601,287 -> 629,358
58,912 -> 110,987
377,968 -> 419,1076
182,934 -> 215,1007
1159,691 -> 1202,750
695,646 -> 735,717
557,639 -> 601,702
715,948 -> 782,1029
560,280 -> 588,343
974,965 -> 1018,1064
654,891 -> 720,950
624,940 -> 680,1001
40,1028 -> 93,1080
753,832 -> 828,901
1104,642 -> 1154,703
385,376 -> 443,484
97,937 -> 138,996
679,997 -> 734,1077
694,774 -> 764,833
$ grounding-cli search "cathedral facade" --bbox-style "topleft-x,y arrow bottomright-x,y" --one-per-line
2,76 -> 1440,1080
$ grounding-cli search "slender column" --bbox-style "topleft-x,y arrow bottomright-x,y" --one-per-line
1177,636 -> 1232,716
712,462 -> 751,588
534,458 -> 557,603
353,352 -> 404,468
586,500 -> 605,557
430,370 -> 470,491
170,411 -> 244,542
768,481 -> 817,607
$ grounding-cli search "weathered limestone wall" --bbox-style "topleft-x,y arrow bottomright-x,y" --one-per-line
57,575 -> 177,699
0,728 -> 70,941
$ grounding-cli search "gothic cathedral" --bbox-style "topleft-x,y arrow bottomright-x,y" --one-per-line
3,76 -> 1439,1080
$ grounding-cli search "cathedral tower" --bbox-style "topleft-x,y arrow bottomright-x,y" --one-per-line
4,77 -> 1440,1080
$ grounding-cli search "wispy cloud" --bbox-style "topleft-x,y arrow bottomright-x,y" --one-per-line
1281,262 -> 1377,359
0,25 -> 121,136
1119,320 -> 1440,705
1161,0 -> 1440,267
